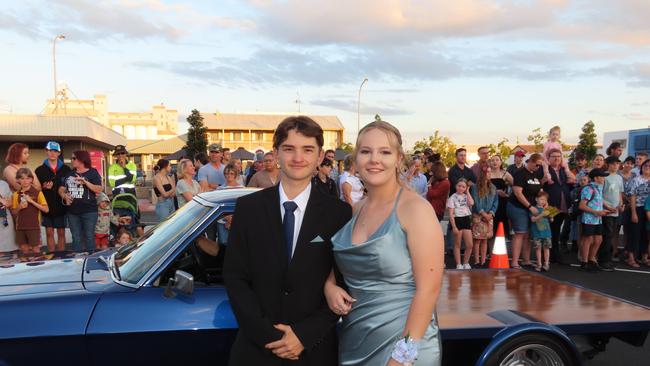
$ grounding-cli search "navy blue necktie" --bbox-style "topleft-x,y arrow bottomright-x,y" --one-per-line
283,201 -> 298,261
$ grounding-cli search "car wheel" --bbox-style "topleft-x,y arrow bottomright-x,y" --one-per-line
484,333 -> 575,366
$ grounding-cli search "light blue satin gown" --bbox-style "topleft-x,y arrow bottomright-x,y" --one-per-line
332,189 -> 441,365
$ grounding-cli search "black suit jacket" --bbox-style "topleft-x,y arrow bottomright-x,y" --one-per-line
224,185 -> 352,366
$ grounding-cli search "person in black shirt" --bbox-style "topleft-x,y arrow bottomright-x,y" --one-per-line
507,153 -> 550,268
507,150 -> 526,177
34,141 -> 72,253
312,158 -> 339,198
447,148 -> 477,196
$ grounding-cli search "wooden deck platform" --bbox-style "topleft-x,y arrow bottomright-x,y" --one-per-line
437,269 -> 650,338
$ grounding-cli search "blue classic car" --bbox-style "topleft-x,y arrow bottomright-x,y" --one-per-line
0,189 -> 251,366
2,188 -> 649,366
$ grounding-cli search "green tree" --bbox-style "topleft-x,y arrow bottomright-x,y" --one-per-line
338,142 -> 354,153
487,138 -> 513,161
577,120 -> 598,161
413,130 -> 457,167
184,109 -> 208,159
527,128 -> 544,153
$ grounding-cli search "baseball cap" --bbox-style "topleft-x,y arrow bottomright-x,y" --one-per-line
45,141 -> 61,152
588,168 -> 609,179
605,156 -> 620,165
113,145 -> 128,155
514,151 -> 526,157
208,143 -> 222,152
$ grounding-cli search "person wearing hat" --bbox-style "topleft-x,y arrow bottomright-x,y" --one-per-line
507,150 -> 526,177
108,145 -> 137,196
198,143 -> 226,191
599,156 -> 624,271
35,141 -> 72,253
578,168 -> 610,271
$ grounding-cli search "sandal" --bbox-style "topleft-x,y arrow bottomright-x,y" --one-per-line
511,265 -> 522,269
627,259 -> 640,268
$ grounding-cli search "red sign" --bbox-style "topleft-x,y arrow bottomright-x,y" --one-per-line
90,151 -> 105,179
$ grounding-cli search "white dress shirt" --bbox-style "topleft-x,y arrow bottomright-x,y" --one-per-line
279,182 -> 311,258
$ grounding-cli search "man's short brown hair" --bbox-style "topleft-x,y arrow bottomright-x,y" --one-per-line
273,116 -> 324,150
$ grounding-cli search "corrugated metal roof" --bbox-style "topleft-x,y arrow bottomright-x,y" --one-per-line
0,114 -> 126,149
202,113 -> 344,131
129,134 -> 187,154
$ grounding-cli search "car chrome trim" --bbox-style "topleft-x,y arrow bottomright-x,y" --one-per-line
139,204 -> 223,287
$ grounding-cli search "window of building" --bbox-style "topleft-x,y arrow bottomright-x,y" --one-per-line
232,131 -> 243,141
252,132 -> 263,141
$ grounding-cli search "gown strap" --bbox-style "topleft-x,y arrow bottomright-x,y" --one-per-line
392,188 -> 404,212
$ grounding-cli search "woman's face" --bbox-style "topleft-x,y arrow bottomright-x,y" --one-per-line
234,160 -> 242,172
184,163 -> 195,178
21,148 -> 30,164
527,158 -> 539,171
642,163 -> 650,176
71,155 -> 82,169
355,128 -> 401,188
490,156 -> 502,170
225,170 -> 237,183
319,164 -> 332,175
592,156 -> 604,169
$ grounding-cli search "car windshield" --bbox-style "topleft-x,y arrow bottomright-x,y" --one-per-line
114,201 -> 214,285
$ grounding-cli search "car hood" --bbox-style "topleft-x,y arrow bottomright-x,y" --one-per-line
0,258 -> 86,296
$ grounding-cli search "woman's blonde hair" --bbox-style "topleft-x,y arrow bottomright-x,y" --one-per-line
354,119 -> 405,181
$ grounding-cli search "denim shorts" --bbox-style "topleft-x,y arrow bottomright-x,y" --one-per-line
507,202 -> 530,233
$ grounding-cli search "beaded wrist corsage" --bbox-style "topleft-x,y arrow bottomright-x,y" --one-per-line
391,333 -> 419,365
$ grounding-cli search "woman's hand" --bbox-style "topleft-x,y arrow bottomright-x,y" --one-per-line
631,212 -> 639,223
324,283 -> 355,316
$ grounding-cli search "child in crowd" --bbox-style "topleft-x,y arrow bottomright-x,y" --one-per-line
572,151 -> 589,181
600,157 -> 624,271
530,191 -> 553,272
10,168 -> 49,257
578,169 -> 609,272
95,192 -> 118,250
115,229 -> 133,248
543,126 -> 563,163
447,178 -> 475,269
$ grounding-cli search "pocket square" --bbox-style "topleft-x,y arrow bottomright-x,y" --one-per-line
310,235 -> 325,243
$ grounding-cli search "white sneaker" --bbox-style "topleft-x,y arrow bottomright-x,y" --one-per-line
463,263 -> 472,270
456,264 -> 463,269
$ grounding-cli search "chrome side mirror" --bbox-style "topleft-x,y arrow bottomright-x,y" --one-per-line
164,270 -> 194,298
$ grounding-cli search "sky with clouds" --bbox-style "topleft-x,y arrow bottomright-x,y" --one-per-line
1,0 -> 650,147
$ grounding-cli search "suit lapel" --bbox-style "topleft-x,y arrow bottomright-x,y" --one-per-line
263,186 -> 288,269
290,186 -> 323,266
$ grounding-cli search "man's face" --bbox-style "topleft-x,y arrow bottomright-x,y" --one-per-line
456,151 -> 467,165
116,152 -> 127,163
478,148 -> 489,162
594,175 -> 606,185
263,154 -> 276,172
636,155 -> 646,167
254,160 -> 263,171
325,152 -> 335,161
275,129 -> 323,183
46,149 -> 60,161
576,158 -> 586,168
223,151 -> 231,161
514,155 -> 523,164
209,150 -> 222,163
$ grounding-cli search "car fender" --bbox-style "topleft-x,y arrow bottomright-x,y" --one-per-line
475,310 -> 582,366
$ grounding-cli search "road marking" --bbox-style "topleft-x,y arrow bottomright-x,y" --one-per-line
569,264 -> 650,274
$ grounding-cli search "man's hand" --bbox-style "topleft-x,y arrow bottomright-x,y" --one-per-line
265,324 -> 304,360
43,181 -> 54,190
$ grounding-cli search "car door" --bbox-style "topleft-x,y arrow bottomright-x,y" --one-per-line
85,207 -> 237,366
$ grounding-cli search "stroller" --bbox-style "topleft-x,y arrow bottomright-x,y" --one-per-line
111,192 -> 140,239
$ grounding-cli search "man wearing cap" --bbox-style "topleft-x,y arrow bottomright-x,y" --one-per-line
198,143 -> 226,191
507,150 -> 526,176
35,141 -> 72,253
108,145 -> 137,196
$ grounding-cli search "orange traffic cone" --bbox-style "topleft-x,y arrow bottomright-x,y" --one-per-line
489,222 -> 510,269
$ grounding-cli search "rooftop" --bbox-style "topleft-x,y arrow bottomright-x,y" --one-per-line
202,113 -> 344,131
0,114 -> 126,149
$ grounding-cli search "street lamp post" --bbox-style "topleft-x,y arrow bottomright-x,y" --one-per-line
357,77 -> 368,135
52,34 -> 66,108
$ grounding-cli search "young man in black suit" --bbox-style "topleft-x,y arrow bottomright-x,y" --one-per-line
224,116 -> 352,365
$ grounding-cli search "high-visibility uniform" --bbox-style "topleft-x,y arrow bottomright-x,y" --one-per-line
108,161 -> 137,195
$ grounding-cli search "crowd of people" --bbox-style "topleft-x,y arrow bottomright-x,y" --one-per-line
1,124 -> 649,275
